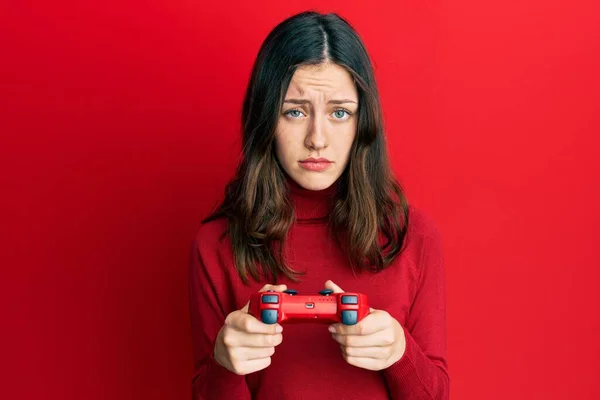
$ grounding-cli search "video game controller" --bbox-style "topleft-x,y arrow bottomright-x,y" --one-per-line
248,288 -> 370,325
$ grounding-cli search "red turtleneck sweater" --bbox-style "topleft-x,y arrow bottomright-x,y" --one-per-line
189,178 -> 449,399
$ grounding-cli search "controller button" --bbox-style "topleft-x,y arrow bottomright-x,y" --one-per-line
261,310 -> 279,324
283,289 -> 298,295
341,295 -> 358,304
341,310 -> 358,325
261,294 -> 279,304
319,289 -> 334,296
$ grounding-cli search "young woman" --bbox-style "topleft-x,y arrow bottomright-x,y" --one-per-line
189,11 -> 449,400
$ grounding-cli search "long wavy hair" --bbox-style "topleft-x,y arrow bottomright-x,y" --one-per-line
203,11 -> 410,284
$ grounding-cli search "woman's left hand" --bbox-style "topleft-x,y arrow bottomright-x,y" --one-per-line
325,280 -> 406,371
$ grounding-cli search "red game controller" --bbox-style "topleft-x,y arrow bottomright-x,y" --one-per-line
248,289 -> 370,325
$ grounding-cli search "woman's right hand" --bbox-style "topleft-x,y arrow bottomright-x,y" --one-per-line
213,284 -> 287,375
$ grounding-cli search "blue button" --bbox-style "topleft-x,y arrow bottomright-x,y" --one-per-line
261,295 -> 279,304
261,310 -> 279,324
341,295 -> 358,304
319,289 -> 334,296
341,310 -> 358,325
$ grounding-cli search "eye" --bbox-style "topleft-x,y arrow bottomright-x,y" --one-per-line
332,108 -> 352,121
284,109 -> 305,119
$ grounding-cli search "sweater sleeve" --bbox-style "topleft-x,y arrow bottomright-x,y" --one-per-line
189,237 -> 251,400
382,222 -> 450,399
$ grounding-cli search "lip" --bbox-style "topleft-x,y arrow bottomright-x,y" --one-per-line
300,158 -> 333,163
299,158 -> 333,172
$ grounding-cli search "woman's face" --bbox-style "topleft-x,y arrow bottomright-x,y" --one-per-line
275,62 -> 358,191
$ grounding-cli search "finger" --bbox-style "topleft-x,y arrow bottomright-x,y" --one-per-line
227,312 -> 283,334
324,280 -> 344,293
340,344 -> 391,360
232,346 -> 276,361
234,332 -> 284,348
331,328 -> 395,348
241,301 -> 250,313
259,284 -> 288,293
222,327 -> 283,348
232,357 -> 272,375
330,310 -> 391,336
342,355 -> 386,371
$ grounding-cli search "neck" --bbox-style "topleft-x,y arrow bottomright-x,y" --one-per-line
285,174 -> 338,222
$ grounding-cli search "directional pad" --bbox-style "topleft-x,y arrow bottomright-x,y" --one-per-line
261,294 -> 279,304
341,310 -> 358,325
341,295 -> 358,304
261,310 -> 279,324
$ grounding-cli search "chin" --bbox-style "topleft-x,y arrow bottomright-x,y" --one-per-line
295,172 -> 337,191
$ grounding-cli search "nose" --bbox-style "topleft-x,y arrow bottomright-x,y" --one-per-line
304,114 -> 328,151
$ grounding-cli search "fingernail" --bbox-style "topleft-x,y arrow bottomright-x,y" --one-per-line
328,326 -> 335,333
276,325 -> 283,333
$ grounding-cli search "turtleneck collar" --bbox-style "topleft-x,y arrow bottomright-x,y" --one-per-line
284,173 -> 338,222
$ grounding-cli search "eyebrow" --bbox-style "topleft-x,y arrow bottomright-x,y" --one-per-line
283,98 -> 357,105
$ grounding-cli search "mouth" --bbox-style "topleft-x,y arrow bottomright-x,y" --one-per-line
300,157 -> 333,164
298,158 -> 333,172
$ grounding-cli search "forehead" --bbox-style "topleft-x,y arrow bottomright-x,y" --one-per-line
285,63 -> 357,98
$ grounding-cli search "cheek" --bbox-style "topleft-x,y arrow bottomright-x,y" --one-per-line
274,130 -> 295,164
275,118 -> 308,158
335,124 -> 357,158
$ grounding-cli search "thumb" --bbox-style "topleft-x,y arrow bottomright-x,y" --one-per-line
241,301 -> 250,313
324,280 -> 345,294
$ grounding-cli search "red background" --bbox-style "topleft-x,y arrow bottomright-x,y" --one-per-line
2,1 -> 599,399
